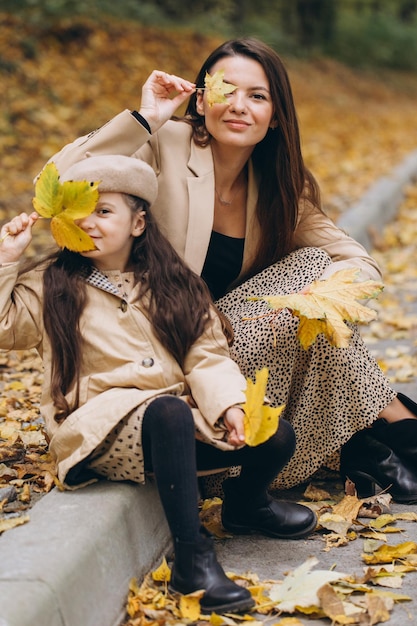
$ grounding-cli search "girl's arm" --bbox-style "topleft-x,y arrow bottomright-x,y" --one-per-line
0,212 -> 39,265
183,310 -> 247,431
0,213 -> 43,351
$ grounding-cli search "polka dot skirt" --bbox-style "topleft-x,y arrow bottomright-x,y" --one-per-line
202,247 -> 395,495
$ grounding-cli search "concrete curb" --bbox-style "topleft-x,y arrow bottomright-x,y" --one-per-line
1,148 -> 417,626
0,481 -> 170,626
337,148 -> 417,249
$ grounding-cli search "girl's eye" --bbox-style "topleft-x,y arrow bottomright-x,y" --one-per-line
97,208 -> 110,215
251,93 -> 267,100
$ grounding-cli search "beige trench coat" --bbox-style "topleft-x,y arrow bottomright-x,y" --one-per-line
47,112 -> 382,283
0,263 -> 247,482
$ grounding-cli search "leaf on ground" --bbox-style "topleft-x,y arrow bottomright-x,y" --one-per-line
362,541 -> 417,564
268,556 -> 348,612
241,368 -> 284,446
303,483 -> 333,502
250,269 -> 383,349
362,564 -> 405,589
317,583 -> 359,624
151,556 -> 171,582
0,514 -> 30,533
179,590 -> 204,621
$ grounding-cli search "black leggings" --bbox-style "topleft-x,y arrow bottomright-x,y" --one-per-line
142,395 -> 296,542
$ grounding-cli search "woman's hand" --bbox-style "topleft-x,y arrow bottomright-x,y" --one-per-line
138,70 -> 196,133
0,212 -> 39,264
223,406 -> 246,447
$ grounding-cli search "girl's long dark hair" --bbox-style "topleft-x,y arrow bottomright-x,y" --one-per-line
183,37 -> 321,281
28,195 -> 226,421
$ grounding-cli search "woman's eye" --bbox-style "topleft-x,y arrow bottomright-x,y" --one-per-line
97,208 -> 110,215
252,93 -> 267,100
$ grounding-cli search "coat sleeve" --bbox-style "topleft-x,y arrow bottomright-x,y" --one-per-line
0,264 -> 43,350
183,310 -> 247,426
294,198 -> 382,282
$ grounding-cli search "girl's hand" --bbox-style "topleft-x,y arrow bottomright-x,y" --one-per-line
138,70 -> 196,133
0,212 -> 39,264
223,406 -> 246,447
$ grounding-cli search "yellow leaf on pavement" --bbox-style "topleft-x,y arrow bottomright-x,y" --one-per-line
151,556 -> 171,582
362,541 -> 417,564
179,591 -> 203,621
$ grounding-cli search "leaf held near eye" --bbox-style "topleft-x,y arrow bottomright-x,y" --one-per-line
32,162 -> 99,252
204,69 -> 238,107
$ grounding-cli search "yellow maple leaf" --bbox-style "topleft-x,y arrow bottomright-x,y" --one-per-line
241,368 -> 284,446
204,69 -> 238,107
32,162 -> 99,252
250,269 -> 383,349
179,591 -> 203,621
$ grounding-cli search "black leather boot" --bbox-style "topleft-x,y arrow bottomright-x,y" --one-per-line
340,427 -> 417,504
169,531 -> 254,614
221,478 -> 317,539
371,393 -> 417,470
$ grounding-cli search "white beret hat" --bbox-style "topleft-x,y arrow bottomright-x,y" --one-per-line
61,154 -> 158,205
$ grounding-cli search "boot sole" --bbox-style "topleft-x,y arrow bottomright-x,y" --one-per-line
168,585 -> 255,614
342,469 -> 417,504
222,515 -> 317,539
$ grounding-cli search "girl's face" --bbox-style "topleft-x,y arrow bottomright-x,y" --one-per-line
196,54 -> 275,151
75,192 -> 145,271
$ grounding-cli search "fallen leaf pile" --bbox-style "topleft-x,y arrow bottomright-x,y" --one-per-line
359,180 -> 417,383
121,484 -> 417,625
0,349 -> 55,533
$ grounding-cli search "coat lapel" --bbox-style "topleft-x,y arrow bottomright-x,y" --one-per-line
184,142 -> 215,275
183,143 -> 259,279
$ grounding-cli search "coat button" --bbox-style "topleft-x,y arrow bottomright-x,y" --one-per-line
141,357 -> 154,368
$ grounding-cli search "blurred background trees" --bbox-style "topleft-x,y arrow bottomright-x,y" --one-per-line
1,0 -> 417,69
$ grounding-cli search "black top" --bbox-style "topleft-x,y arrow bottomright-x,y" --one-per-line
201,231 -> 245,301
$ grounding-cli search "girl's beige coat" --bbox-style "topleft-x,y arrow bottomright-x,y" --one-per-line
0,263 -> 247,482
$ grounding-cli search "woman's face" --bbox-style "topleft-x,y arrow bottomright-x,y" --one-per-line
75,192 -> 145,271
197,54 -> 275,150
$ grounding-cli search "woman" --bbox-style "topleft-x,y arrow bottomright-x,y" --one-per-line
0,155 -> 317,615
44,37 -> 417,500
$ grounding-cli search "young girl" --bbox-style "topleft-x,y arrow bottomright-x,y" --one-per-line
0,155 -> 316,615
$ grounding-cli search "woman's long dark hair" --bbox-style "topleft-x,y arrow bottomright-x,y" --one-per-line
183,37 -> 321,281
28,195 -> 226,421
